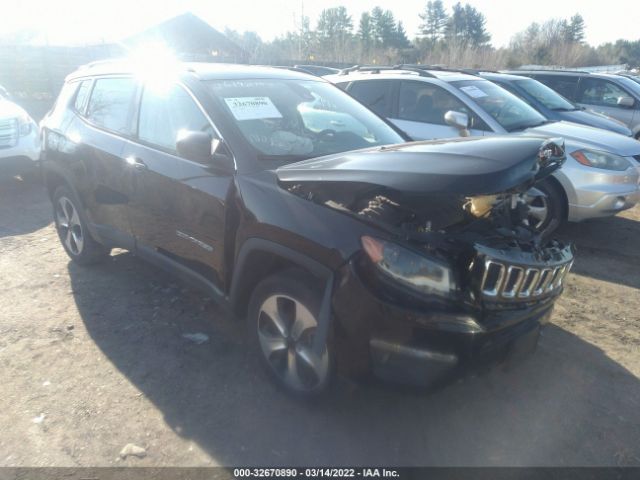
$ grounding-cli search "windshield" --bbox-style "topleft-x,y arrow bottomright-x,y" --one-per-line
452,80 -> 548,132
206,79 -> 403,161
515,78 -> 576,111
613,75 -> 640,95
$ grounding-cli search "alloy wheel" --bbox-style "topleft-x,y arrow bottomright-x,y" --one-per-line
55,196 -> 84,256
524,192 -> 550,230
257,294 -> 329,392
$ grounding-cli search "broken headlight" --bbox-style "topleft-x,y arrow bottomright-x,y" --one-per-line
361,236 -> 456,298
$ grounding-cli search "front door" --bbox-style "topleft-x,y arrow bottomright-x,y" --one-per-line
575,77 -> 637,128
390,81 -> 487,140
123,82 -> 234,288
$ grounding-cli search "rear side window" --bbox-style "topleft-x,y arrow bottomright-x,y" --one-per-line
86,77 -> 136,134
534,75 -> 579,101
348,80 -> 393,117
137,83 -> 213,153
576,78 -> 631,107
73,80 -> 92,113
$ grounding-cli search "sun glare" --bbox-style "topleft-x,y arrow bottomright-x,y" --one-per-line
127,42 -> 181,94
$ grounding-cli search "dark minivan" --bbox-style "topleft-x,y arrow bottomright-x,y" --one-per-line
41,61 -> 573,396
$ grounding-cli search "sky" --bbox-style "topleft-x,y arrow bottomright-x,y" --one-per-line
1,0 -> 638,48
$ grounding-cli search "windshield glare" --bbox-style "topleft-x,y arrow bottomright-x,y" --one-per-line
206,79 -> 403,160
515,78 -> 575,111
452,80 -> 547,132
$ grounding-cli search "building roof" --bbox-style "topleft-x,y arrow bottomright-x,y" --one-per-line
122,12 -> 247,60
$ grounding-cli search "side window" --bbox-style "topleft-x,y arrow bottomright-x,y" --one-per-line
73,80 -> 92,113
398,81 -> 488,130
86,77 -> 136,134
348,80 -> 393,117
576,78 -> 630,107
138,83 -> 213,154
536,75 -> 578,101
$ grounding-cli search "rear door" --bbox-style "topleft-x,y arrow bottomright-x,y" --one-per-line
123,81 -> 234,289
78,76 -> 138,247
390,80 -> 488,140
574,77 -> 637,127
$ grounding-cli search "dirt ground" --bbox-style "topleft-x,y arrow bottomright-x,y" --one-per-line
1,175 -> 639,467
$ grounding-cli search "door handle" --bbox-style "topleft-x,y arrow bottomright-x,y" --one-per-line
125,156 -> 148,171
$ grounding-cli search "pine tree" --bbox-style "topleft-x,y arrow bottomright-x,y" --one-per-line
567,13 -> 586,43
394,21 -> 411,49
419,0 -> 448,42
358,12 -> 373,54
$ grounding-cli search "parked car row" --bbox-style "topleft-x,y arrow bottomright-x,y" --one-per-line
324,66 -> 640,237
8,59 -> 638,397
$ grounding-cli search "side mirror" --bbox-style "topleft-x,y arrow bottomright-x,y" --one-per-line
176,131 -> 214,163
444,110 -> 470,137
617,96 -> 635,108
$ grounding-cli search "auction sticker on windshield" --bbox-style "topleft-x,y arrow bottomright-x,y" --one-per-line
224,97 -> 283,121
460,85 -> 488,98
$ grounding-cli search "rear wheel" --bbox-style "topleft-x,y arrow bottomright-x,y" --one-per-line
525,179 -> 565,238
248,270 -> 333,397
53,185 -> 110,265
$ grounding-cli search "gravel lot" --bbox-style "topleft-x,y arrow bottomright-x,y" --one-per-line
1,175 -> 639,467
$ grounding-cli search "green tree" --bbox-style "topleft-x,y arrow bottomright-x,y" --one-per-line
316,7 -> 353,61
358,12 -> 374,54
566,13 -> 586,43
463,4 -> 491,47
445,2 -> 490,47
371,7 -> 397,48
419,0 -> 448,42
393,21 -> 411,49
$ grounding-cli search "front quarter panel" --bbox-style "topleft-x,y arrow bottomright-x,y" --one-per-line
234,170 -> 378,271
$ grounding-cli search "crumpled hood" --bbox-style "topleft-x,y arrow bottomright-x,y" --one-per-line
277,136 -> 564,196
525,120 -> 640,156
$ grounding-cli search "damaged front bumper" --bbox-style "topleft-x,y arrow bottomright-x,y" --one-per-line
331,241 -> 573,388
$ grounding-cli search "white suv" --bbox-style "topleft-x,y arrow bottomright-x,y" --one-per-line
0,86 -> 41,179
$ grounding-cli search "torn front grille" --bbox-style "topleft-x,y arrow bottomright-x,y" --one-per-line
474,242 -> 573,303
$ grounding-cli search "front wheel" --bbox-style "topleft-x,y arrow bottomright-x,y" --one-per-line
52,185 -> 110,265
525,179 -> 565,238
248,270 -> 333,397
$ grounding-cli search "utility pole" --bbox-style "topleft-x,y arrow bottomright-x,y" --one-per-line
299,0 -> 304,60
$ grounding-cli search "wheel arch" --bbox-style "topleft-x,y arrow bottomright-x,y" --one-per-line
547,172 -> 571,220
229,238 -> 334,319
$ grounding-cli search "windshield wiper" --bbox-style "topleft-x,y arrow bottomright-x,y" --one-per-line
509,119 -> 556,132
551,107 -> 578,112
257,153 -> 314,162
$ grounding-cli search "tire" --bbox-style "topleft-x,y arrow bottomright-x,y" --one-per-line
525,178 -> 565,239
247,269 -> 334,397
52,185 -> 110,265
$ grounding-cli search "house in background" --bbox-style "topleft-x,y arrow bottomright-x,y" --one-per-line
122,12 -> 248,63
0,13 -> 247,119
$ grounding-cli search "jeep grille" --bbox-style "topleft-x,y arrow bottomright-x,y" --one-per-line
480,259 -> 572,300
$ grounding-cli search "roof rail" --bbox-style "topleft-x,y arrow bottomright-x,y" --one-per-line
514,68 -> 591,74
338,64 -> 437,78
395,64 -> 488,76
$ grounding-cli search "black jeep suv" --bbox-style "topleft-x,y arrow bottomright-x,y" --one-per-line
41,61 -> 573,396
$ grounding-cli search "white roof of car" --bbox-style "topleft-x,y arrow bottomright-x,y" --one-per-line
324,69 -> 480,84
